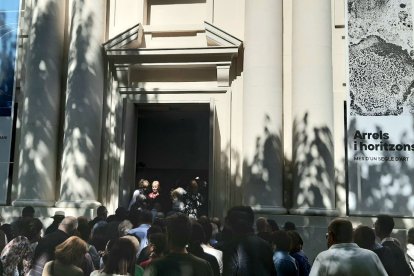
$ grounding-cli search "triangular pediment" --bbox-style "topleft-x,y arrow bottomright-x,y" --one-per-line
103,22 -> 243,90
104,22 -> 242,50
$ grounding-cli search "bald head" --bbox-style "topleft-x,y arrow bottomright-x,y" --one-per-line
58,216 -> 78,235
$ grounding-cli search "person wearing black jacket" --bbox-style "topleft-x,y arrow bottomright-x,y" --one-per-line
219,206 -> 277,276
188,221 -> 220,276
374,214 -> 412,276
29,216 -> 78,276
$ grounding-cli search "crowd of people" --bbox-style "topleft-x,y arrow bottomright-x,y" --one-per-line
1,183 -> 414,275
128,179 -> 206,219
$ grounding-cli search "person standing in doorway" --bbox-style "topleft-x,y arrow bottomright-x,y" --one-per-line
129,179 -> 150,211
183,179 -> 204,218
148,181 -> 161,210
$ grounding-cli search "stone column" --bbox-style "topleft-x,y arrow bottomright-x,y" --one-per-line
290,0 -> 336,215
242,0 -> 285,213
56,0 -> 105,208
13,0 -> 66,207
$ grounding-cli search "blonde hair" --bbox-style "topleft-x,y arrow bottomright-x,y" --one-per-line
55,236 -> 87,266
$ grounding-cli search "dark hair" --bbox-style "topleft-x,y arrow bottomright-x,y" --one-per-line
22,206 -> 35,218
283,221 -> 296,231
376,215 -> 394,236
272,230 -> 291,251
267,219 -> 279,232
354,225 -> 375,249
152,218 -> 166,232
287,231 -> 303,252
103,238 -> 136,275
77,216 -> 91,242
13,217 -> 43,242
140,210 -> 153,224
166,214 -> 192,248
97,206 -> 108,217
408,228 -> 414,245
115,207 -> 128,221
225,206 -> 254,235
211,217 -> 221,230
149,233 -> 167,255
198,217 -> 212,243
147,225 -> 162,239
256,217 -> 269,232
328,218 -> 353,243
190,221 -> 205,245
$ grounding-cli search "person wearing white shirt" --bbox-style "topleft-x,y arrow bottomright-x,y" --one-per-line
310,218 -> 387,276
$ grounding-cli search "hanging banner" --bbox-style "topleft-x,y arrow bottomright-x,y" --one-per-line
0,0 -> 20,204
347,0 -> 414,216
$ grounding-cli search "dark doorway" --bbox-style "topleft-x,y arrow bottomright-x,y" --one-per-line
135,103 -> 210,215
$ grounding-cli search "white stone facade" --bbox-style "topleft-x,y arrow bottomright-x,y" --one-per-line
0,0 -> 412,260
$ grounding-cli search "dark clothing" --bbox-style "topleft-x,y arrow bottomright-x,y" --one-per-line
44,221 -> 60,236
137,246 -> 151,264
257,232 -> 272,244
222,234 -> 277,276
382,240 -> 412,276
189,245 -> 220,276
183,192 -> 204,218
88,217 -> 105,230
290,251 -> 311,276
373,245 -> 398,276
145,252 -> 213,276
30,230 -> 69,276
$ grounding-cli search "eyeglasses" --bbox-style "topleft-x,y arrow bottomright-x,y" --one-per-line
325,233 -> 329,239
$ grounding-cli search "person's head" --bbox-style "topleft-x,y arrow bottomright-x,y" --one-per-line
115,207 -> 128,221
146,225 -> 163,251
211,217 -> 221,230
76,216 -> 91,242
283,221 -> 296,231
171,187 -> 186,201
256,217 -> 270,233
51,211 -> 65,223
97,206 -> 108,219
287,231 -> 303,252
272,230 -> 292,252
137,179 -> 150,189
374,214 -> 394,239
121,235 -> 140,253
12,217 -> 43,243
103,238 -> 136,275
166,213 -> 192,250
190,221 -> 205,246
354,225 -> 376,250
22,206 -> 35,218
198,217 -> 212,244
225,206 -> 254,235
55,236 -> 87,267
149,233 -> 167,257
118,220 -> 133,237
408,228 -> 414,245
59,216 -> 78,236
140,209 -> 153,225
152,181 -> 160,193
327,218 -> 353,248
189,180 -> 199,193
267,219 -> 279,232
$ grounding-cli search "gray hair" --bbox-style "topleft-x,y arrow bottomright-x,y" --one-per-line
118,220 -> 133,237
59,216 -> 78,235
